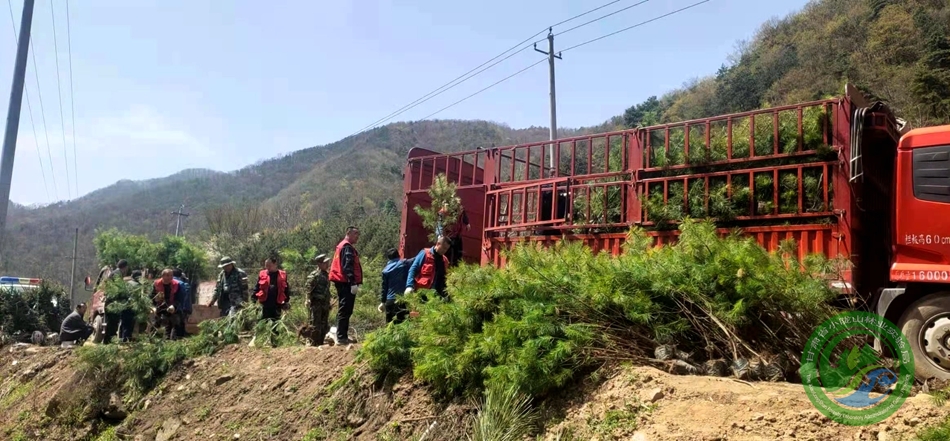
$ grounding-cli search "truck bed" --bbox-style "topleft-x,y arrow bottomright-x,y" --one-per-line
400,89 -> 901,296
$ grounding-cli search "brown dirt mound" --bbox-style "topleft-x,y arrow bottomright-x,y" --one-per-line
0,344 -> 105,440
110,343 -> 472,440
541,365 -> 946,441
1,343 -> 947,441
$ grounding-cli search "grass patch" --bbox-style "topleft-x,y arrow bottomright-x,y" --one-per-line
301,427 -> 327,441
469,384 -> 538,441
0,381 -> 33,408
930,382 -> 950,406
915,415 -> 950,441
589,400 -> 653,438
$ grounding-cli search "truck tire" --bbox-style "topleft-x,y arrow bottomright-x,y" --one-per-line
91,315 -> 105,344
898,293 -> 950,381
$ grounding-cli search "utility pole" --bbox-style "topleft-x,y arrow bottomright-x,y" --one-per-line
69,227 -> 77,306
171,204 -> 189,237
0,0 -> 34,258
535,27 -> 561,175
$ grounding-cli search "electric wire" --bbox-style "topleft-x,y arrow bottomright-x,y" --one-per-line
540,0 -> 652,42
560,0 -> 712,53
17,0 -> 60,200
65,0 -> 77,197
349,0 -> 625,136
6,0 -> 51,202
49,0 -> 72,199
420,58 -> 547,121
413,0 -> 713,122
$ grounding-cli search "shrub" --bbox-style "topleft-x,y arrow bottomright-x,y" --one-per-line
468,384 -> 538,441
361,220 -> 839,398
0,281 -> 70,336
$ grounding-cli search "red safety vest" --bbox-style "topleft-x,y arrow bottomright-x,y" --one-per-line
414,248 -> 449,289
255,270 -> 288,304
152,279 -> 180,306
329,239 -> 363,285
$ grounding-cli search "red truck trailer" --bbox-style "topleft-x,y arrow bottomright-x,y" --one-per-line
399,85 -> 950,381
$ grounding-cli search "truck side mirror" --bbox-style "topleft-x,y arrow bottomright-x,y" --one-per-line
84,276 -> 93,292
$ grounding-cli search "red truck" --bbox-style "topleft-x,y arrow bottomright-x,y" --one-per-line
399,85 -> 950,381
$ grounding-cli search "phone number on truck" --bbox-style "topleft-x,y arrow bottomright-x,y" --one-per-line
892,270 -> 950,282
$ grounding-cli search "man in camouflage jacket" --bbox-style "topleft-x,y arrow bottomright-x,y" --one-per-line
306,254 -> 332,344
209,256 -> 249,317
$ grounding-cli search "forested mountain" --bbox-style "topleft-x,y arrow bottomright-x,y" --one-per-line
621,0 -> 949,128
1,121 -> 589,286
4,0 -> 948,289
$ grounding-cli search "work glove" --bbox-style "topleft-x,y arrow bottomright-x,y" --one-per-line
350,285 -> 360,295
404,287 -> 414,296
377,303 -> 385,313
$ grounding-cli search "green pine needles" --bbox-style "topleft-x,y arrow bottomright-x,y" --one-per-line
413,174 -> 462,241
361,219 -> 840,399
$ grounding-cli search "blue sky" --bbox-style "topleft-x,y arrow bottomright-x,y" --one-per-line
0,0 -> 810,205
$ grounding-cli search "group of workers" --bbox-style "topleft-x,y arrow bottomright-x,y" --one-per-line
56,206 -> 469,347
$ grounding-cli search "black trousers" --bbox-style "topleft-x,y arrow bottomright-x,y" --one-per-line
157,311 -> 182,340
261,305 -> 281,321
177,312 -> 190,337
118,309 -> 136,341
335,282 -> 355,341
61,325 -> 93,344
446,235 -> 464,266
385,299 -> 408,324
103,312 -> 120,344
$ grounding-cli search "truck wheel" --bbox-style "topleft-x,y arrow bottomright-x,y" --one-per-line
91,315 -> 105,344
898,294 -> 950,381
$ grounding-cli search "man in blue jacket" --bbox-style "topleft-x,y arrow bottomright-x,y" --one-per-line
173,268 -> 192,337
377,248 -> 413,324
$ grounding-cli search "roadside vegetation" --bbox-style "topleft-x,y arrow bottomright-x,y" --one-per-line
362,219 -> 841,400
0,282 -> 71,340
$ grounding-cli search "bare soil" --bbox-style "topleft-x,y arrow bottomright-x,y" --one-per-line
1,343 -> 946,441
541,364 -> 946,441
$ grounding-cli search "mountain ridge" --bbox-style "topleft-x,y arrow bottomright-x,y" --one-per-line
3,0 -> 948,293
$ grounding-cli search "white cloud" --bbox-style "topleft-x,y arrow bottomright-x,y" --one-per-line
11,104 -> 220,204
84,104 -> 216,158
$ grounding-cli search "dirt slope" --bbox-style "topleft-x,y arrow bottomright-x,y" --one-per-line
542,365 -> 945,441
1,344 -> 946,441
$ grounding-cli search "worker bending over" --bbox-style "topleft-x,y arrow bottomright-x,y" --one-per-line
405,236 -> 451,300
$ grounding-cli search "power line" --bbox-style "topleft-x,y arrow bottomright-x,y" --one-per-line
49,0 -> 71,199
65,0 -> 77,197
5,0 -> 48,202
416,0 -> 713,122
23,3 -> 58,200
548,0 -> 652,39
352,45 -> 535,135
561,0 -> 712,53
349,0 -> 626,136
420,58 -> 547,121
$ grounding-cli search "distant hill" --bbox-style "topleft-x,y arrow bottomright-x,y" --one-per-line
4,0 -> 948,289
0,120 -> 601,286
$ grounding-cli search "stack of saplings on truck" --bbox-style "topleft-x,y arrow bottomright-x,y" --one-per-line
398,84 -> 950,381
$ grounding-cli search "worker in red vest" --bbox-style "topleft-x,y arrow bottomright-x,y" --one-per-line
254,257 -> 292,324
328,226 -> 362,345
151,268 -> 183,340
405,235 -> 451,300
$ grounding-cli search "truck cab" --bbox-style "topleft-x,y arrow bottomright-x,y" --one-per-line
878,124 -> 950,380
